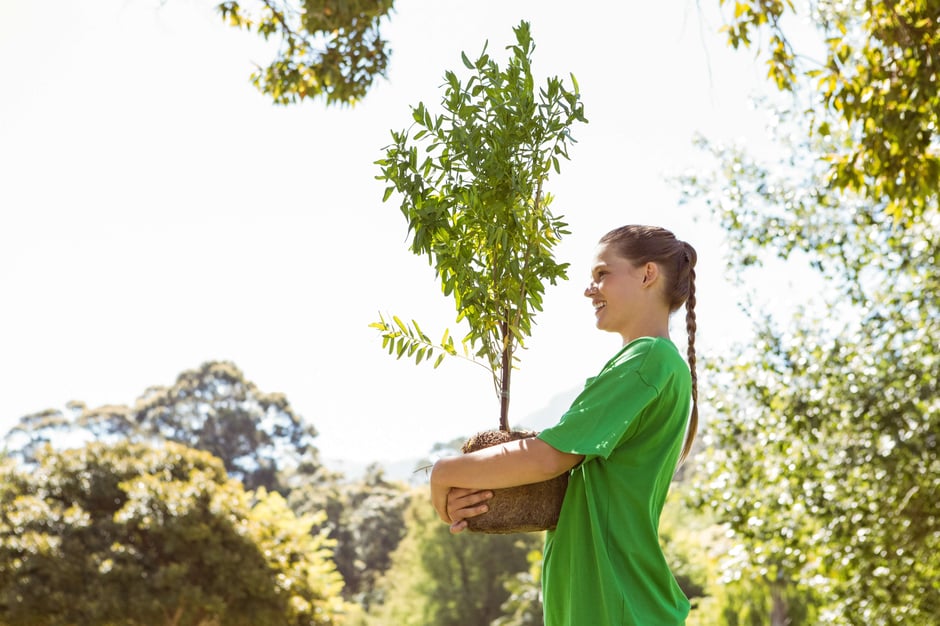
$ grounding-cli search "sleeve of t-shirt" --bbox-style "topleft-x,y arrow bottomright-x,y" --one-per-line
537,356 -> 659,462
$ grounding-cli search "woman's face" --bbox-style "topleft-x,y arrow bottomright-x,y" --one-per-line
583,243 -> 649,336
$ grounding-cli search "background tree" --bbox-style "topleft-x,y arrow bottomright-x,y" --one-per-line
216,0 -> 395,106
2,407 -> 76,466
373,20 -> 586,431
691,1 -> 940,618
117,360 -> 320,492
659,483 -> 821,625
491,549 -> 543,626
1,362 -> 411,619
366,492 -> 542,625
287,463 -> 412,610
716,0 -> 939,222
2,361 -> 323,493
3,401 -> 147,467
0,441 -> 351,625
679,94 -> 939,623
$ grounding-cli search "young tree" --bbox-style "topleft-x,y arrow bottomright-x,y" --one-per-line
0,441 -> 351,625
373,21 -> 586,431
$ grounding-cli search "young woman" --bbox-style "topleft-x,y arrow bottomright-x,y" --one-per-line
430,224 -> 698,625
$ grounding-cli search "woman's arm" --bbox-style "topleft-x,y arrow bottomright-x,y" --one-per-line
430,437 -> 583,530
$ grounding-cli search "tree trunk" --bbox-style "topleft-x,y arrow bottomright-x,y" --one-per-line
499,320 -> 512,431
165,606 -> 184,626
770,581 -> 789,626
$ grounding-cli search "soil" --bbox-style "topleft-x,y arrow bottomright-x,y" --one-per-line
461,429 -> 569,534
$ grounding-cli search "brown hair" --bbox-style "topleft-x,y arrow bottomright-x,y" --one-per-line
599,225 -> 698,463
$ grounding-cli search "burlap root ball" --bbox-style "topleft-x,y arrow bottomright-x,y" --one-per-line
461,429 -> 569,534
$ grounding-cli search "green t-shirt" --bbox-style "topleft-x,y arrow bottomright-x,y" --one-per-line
537,337 -> 692,626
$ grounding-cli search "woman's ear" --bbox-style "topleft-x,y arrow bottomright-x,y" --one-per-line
641,262 -> 659,286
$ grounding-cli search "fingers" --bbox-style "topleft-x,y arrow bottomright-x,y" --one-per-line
448,487 -> 493,508
447,488 -> 493,527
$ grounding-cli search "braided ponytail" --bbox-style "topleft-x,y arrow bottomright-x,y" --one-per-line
680,256 -> 698,463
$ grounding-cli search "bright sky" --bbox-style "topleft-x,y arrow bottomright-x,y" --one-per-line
1,0 -> 780,465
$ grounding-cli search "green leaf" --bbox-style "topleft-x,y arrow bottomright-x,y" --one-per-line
393,316 -> 407,333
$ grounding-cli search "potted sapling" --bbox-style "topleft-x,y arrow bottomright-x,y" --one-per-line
372,21 -> 587,533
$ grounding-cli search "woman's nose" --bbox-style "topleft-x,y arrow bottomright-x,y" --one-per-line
584,283 -> 598,297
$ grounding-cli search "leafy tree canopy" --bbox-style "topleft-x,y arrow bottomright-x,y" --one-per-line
679,95 -> 939,623
718,0 -> 939,222
367,491 -> 542,626
491,549 -> 544,626
217,0 -> 394,106
129,361 -> 321,492
287,463 -> 412,610
2,361 -> 323,494
0,441 -> 350,625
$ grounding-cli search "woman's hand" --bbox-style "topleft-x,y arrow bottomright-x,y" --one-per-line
444,487 -> 493,534
430,457 -> 493,533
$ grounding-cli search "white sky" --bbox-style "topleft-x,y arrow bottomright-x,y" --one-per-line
0,0 -> 784,464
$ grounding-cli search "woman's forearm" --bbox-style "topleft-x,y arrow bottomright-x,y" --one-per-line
431,437 -> 582,491
430,438 -> 581,524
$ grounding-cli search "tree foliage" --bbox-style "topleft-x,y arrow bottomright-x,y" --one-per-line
658,484 -> 821,626
373,21 -> 587,430
217,0 -> 394,106
2,406 -> 79,466
128,361 -> 321,492
717,0 -> 940,222
0,441 -> 350,625
3,361 -> 323,493
679,95 -> 939,622
491,549 -> 543,626
288,464 -> 412,610
697,1 -> 940,614
366,492 -> 542,626
1,364 -> 415,620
